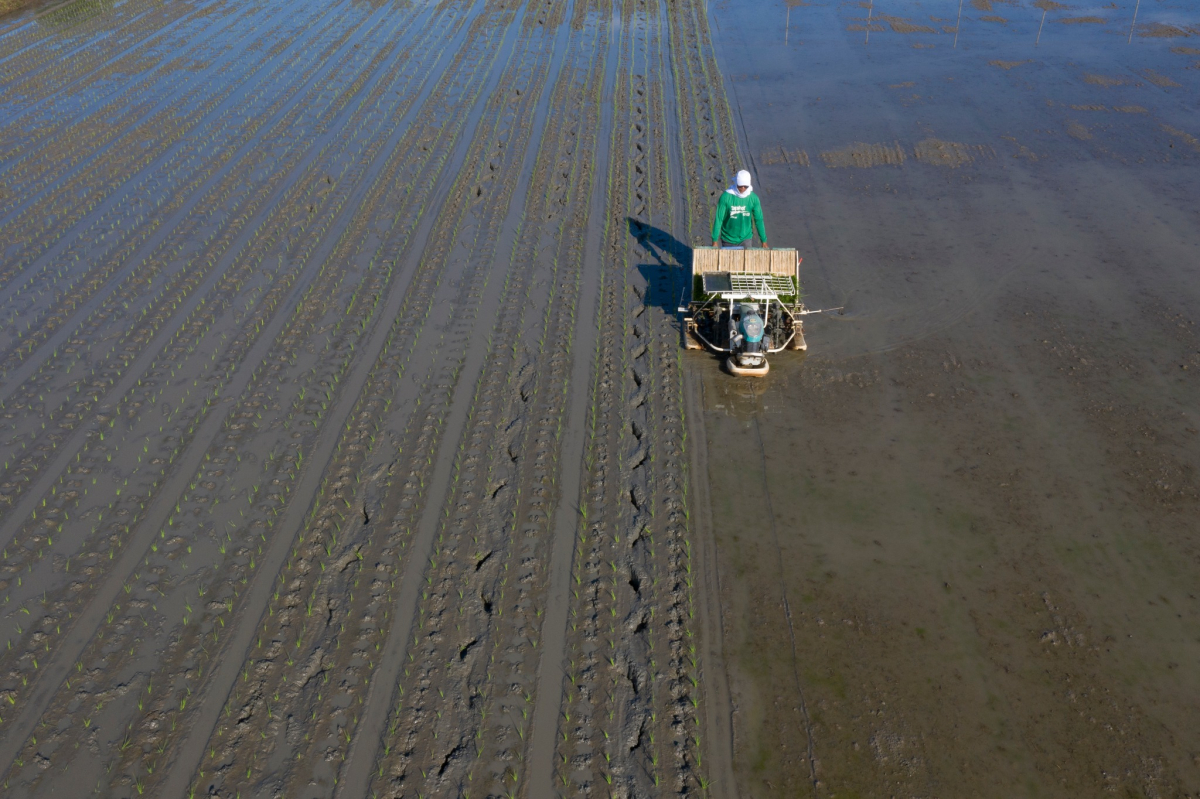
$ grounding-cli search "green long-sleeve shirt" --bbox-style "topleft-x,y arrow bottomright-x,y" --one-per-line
712,190 -> 767,245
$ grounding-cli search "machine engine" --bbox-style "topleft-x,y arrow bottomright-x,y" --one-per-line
730,302 -> 769,369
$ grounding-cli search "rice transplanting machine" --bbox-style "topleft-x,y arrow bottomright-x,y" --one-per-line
681,246 -> 837,376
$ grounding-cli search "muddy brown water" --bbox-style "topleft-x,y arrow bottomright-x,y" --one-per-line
0,0 -> 1197,796
702,0 -> 1200,796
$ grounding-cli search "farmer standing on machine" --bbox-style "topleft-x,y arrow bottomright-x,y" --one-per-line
711,169 -> 769,249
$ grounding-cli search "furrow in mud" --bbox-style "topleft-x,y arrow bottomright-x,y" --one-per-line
182,0 -> 573,793
0,0 -> 201,105
0,0 -> 516,789
353,4 -> 611,796
545,0 -> 728,793
0,0 -> 442,511
0,0 -> 272,185
0,0 -> 351,296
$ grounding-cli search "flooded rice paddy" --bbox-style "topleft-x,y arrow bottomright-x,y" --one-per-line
0,0 -> 1197,797
701,0 -> 1200,796
0,0 -> 728,794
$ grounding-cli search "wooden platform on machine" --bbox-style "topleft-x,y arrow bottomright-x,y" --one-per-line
691,246 -> 798,276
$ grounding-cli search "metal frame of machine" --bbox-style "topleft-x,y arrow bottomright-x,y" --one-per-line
680,247 -> 809,376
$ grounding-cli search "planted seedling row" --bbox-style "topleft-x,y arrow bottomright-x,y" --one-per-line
0,0 -> 361,294
364,7 -> 610,793
0,2 -> 489,766
550,0 -> 712,794
553,3 -> 654,790
0,0 -> 279,193
0,0 -> 440,512
0,0 -> 204,111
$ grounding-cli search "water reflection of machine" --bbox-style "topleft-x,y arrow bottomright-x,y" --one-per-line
682,247 -> 836,376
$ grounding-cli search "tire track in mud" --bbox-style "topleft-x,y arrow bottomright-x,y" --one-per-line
345,4 -> 611,796
174,3 -> 590,791
544,2 -> 690,790
0,0 -> 512,787
522,5 -> 619,793
680,371 -> 738,799
534,0 -> 736,794
0,0 -> 535,791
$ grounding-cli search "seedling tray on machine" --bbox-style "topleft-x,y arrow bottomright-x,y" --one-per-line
682,247 -> 808,354
689,246 -> 802,305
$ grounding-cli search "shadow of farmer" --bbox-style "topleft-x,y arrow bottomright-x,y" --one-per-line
627,217 -> 691,312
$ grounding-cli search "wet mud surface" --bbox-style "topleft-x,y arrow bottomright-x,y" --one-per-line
3,0 -> 1199,795
0,0 -> 735,795
701,0 -> 1200,796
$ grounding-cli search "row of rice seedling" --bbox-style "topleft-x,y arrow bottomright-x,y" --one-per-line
360,6 -> 611,795
0,0 -> 274,184
644,0 -> 747,791
0,0 -> 419,505
553,1 -> 653,789
0,6 -> 463,777
0,0 -> 188,107
549,0 -> 717,794
192,3 -> 573,793
0,0 -> 355,294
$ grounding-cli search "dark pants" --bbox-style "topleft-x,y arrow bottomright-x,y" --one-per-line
718,239 -> 751,248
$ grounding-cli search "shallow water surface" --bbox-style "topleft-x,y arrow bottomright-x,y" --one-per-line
695,0 -> 1200,795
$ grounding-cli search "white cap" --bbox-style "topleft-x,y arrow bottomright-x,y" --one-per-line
735,169 -> 752,188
